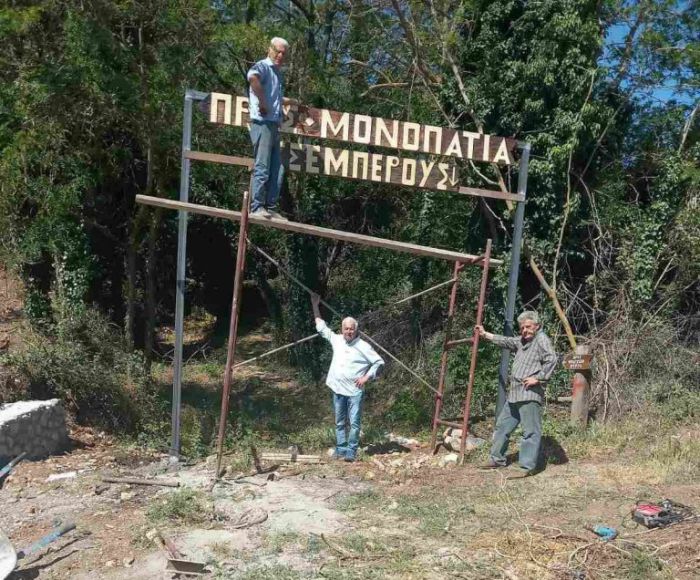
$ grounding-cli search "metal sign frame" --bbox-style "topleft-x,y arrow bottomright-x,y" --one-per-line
165,89 -> 530,460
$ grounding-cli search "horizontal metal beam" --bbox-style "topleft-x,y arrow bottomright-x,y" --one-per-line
183,150 -> 524,203
135,195 -> 502,266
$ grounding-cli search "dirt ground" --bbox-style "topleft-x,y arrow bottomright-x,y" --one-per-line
1,429 -> 699,579
1,266 -> 699,579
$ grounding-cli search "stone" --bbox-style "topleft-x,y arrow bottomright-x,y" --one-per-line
46,471 -> 77,482
442,427 -> 486,453
0,399 -> 69,462
439,453 -> 459,467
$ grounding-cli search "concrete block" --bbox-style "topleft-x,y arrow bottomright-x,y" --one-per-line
0,399 -> 69,463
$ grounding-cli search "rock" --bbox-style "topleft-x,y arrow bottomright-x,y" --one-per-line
46,471 -> 77,482
442,428 -> 486,452
94,484 -> 110,495
120,491 -> 135,501
439,453 -> 459,467
105,560 -> 116,568
389,458 -> 404,468
123,556 -> 135,567
388,433 -> 420,447
363,471 -> 375,480
0,399 -> 69,462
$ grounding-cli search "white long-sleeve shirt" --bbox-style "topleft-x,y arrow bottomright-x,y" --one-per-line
316,319 -> 384,396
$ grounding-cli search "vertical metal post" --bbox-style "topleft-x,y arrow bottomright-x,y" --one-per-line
459,239 -> 492,463
429,261 -> 464,452
215,190 -> 251,477
170,93 -> 195,460
496,143 -> 530,417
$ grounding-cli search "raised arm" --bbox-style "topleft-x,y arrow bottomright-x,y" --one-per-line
311,293 -> 322,323
311,294 -> 332,342
475,325 -> 520,351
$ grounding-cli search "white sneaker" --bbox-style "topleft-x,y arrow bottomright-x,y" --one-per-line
251,207 -> 270,218
267,210 -> 289,221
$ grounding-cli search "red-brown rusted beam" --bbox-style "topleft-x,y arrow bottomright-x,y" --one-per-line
215,190 -> 251,478
430,261 -> 463,452
459,239 -> 492,463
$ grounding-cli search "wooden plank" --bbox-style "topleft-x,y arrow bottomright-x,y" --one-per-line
184,149 -> 524,202
135,195 -> 502,266
185,150 -> 253,168
101,476 -> 180,487
205,93 -> 518,165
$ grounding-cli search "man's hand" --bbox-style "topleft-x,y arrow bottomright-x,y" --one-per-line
355,375 -> 370,388
259,101 -> 268,115
522,377 -> 539,389
475,325 -> 493,340
311,293 -> 322,320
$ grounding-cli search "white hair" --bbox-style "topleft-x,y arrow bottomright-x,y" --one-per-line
270,37 -> 289,49
517,310 -> 540,325
342,317 -> 358,330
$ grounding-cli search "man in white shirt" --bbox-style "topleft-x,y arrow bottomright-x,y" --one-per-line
311,294 -> 384,462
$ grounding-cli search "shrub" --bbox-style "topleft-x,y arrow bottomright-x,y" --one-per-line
1,306 -> 154,432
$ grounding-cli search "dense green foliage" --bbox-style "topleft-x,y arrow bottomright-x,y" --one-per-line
0,1 -> 697,437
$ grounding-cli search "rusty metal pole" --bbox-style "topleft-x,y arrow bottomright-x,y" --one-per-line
570,344 -> 592,427
459,239 -> 492,463
430,262 -> 463,451
215,189 -> 251,477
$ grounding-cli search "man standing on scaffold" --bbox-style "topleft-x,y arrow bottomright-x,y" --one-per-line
247,36 -> 303,221
311,294 -> 384,462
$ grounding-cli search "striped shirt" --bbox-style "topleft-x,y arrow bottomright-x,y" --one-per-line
491,331 -> 557,404
316,319 -> 384,397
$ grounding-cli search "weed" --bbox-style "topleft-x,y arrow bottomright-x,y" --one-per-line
394,495 -> 475,536
336,489 -> 384,512
146,489 -> 210,525
623,549 -> 673,580
263,531 -> 301,554
236,564 -> 306,579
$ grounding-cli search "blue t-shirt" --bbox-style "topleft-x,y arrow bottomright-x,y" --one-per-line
247,57 -> 284,123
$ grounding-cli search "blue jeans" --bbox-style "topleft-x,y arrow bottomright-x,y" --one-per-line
333,392 -> 363,457
489,401 -> 542,471
249,121 -> 283,211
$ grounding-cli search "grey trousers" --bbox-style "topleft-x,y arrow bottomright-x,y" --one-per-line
489,400 -> 542,471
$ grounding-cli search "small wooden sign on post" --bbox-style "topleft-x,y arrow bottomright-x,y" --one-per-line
562,353 -> 593,371
566,346 -> 593,427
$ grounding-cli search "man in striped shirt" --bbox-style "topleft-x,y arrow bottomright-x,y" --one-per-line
475,311 -> 557,477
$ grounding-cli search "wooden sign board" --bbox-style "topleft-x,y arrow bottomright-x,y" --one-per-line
282,142 -> 462,193
206,93 -> 517,166
562,353 -> 593,371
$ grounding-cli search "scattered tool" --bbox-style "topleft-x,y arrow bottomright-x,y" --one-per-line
149,529 -> 206,576
0,452 -> 27,485
0,521 -> 76,580
586,524 -> 618,541
633,499 -> 696,528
